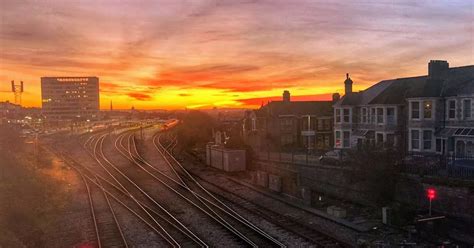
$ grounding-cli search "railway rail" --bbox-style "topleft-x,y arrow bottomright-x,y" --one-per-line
155,131 -> 351,247
51,124 -> 353,247
116,129 -> 286,247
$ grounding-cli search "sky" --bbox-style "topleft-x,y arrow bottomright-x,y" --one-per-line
0,0 -> 473,109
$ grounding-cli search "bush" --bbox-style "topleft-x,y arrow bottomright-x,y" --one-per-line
0,124 -> 66,247
346,144 -> 401,206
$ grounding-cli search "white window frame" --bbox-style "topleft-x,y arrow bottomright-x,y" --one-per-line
422,100 -> 434,120
361,107 -> 368,123
370,107 -> 376,124
409,128 -> 435,152
422,129 -> 434,151
335,108 -> 341,123
409,99 -> 435,120
462,98 -> 472,120
386,107 -> 397,125
410,101 -> 420,120
447,99 -> 457,120
409,129 -> 421,151
376,107 -> 384,124
342,108 -> 351,123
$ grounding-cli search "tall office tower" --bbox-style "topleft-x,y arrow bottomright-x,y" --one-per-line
41,77 -> 99,120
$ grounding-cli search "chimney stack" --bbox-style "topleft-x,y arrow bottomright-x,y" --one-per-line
344,73 -> 353,95
283,90 -> 290,102
428,60 -> 449,79
332,93 -> 340,102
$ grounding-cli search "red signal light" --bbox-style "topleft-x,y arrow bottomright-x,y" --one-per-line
427,188 -> 436,200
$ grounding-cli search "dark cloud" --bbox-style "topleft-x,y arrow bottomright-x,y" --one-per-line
178,93 -> 192,97
127,92 -> 152,101
237,93 -> 333,107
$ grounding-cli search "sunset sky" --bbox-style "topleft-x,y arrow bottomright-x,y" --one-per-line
1,0 -> 473,109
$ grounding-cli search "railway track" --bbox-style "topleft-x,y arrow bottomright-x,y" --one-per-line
56,124 -> 351,247
80,173 -> 128,248
191,173 -> 348,247
114,129 -> 287,247
84,132 -> 206,247
155,132 -> 351,247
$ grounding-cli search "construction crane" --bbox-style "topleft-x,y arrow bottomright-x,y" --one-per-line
11,80 -> 24,105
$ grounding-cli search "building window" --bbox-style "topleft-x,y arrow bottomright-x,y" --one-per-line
343,131 -> 350,148
423,100 -> 432,119
386,107 -> 395,125
376,108 -> 384,124
411,101 -> 420,119
335,109 -> 341,123
280,118 -> 293,131
370,108 -> 376,123
411,130 -> 420,150
447,100 -> 456,119
361,108 -> 367,123
423,130 -> 432,150
463,99 -> 472,119
335,131 -> 341,147
343,109 -> 350,123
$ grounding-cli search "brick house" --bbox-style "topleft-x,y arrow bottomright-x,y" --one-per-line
243,90 -> 334,153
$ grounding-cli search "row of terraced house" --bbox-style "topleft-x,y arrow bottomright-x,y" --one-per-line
243,60 -> 474,167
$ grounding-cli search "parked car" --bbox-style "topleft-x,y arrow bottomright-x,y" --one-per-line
319,150 -> 346,165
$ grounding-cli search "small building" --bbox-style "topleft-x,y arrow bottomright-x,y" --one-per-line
206,143 -> 246,172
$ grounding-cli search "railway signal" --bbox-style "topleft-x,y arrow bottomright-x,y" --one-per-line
427,188 -> 436,216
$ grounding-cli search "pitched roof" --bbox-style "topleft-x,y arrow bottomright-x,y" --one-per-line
256,100 -> 333,117
370,65 -> 474,104
334,79 -> 393,106
335,65 -> 474,106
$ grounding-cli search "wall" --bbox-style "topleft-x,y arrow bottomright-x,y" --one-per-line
255,160 -> 474,221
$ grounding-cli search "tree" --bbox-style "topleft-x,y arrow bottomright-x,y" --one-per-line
345,143 -> 401,206
176,111 -> 216,150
